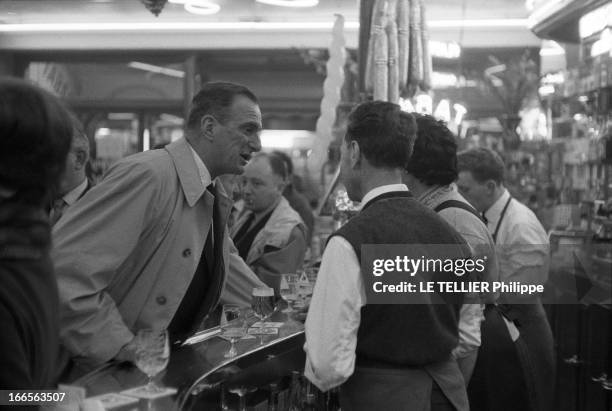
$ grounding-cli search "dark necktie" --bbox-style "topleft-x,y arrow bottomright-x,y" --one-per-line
232,212 -> 255,260
50,198 -> 68,226
168,184 -> 220,341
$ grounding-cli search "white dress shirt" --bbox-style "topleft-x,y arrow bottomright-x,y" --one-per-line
188,144 -> 212,188
483,188 -> 549,287
304,184 -> 408,392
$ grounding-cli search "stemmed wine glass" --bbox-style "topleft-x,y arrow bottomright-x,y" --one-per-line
279,274 -> 299,313
134,329 -> 170,393
251,286 -> 276,345
220,304 -> 247,358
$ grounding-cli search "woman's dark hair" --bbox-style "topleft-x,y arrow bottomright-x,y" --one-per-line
405,114 -> 458,186
0,77 -> 73,204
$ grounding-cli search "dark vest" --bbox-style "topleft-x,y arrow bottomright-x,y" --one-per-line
330,191 -> 470,368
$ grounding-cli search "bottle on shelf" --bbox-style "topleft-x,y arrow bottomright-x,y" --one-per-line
267,382 -> 280,411
288,371 -> 303,411
302,380 -> 318,411
324,387 -> 341,411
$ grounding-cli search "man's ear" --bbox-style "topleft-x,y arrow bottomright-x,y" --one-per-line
485,180 -> 497,194
276,179 -> 287,193
200,115 -> 216,141
348,140 -> 361,169
74,149 -> 88,170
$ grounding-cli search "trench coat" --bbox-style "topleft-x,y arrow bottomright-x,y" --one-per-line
53,138 -> 263,373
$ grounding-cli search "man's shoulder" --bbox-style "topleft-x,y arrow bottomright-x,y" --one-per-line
505,198 -> 548,241
438,206 -> 489,238
508,198 -> 545,227
108,149 -> 175,180
268,198 -> 305,230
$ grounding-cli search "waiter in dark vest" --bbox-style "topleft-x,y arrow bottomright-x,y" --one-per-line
305,101 -> 470,411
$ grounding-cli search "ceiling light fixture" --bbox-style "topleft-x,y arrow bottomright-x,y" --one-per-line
539,40 -> 565,56
128,61 -> 185,78
169,0 -> 220,15
255,0 -> 318,7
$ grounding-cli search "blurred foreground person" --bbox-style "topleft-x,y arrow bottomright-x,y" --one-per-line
0,78 -> 72,402
457,147 -> 554,411
305,101 -> 470,411
49,114 -> 92,225
402,114 -> 498,383
231,152 -> 307,289
53,82 -> 266,379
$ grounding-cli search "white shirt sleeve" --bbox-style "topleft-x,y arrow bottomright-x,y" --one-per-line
304,236 -> 365,392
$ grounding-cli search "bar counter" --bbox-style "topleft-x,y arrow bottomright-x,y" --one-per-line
74,310 -> 306,410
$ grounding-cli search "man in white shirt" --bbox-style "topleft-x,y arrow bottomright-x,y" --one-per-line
305,101 -> 470,411
457,147 -> 554,411
50,115 -> 91,226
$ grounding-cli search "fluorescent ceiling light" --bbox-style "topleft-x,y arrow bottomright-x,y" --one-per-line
185,2 -> 220,15
429,41 -> 461,59
168,0 -> 220,15
0,22 -> 353,32
579,3 -> 612,39
432,72 -> 459,88
260,129 -> 315,149
484,64 -> 506,76
428,19 -> 528,28
0,19 -> 528,32
108,113 -> 135,120
539,40 -> 565,56
591,29 -> 612,57
128,62 -> 185,78
256,0 -> 318,6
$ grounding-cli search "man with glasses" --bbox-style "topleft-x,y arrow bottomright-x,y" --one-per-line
53,82 -> 266,379
50,113 -> 92,226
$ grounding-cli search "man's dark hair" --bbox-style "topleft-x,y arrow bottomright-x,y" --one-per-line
253,152 -> 288,181
271,150 -> 294,176
405,114 -> 458,186
345,101 -> 416,169
457,147 -> 505,184
0,77 -> 73,204
186,82 -> 258,129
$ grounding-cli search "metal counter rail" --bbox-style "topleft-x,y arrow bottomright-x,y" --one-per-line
73,312 -> 305,410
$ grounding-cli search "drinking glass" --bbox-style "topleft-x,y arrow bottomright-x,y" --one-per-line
251,286 -> 276,345
279,274 -> 299,313
220,304 -> 246,358
134,329 -> 169,393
